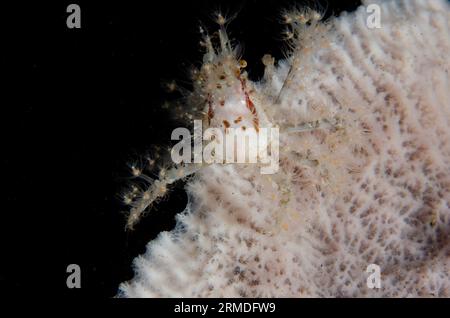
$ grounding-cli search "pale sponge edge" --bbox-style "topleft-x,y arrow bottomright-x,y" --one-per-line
119,0 -> 450,297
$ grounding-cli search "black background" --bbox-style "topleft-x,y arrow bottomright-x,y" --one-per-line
3,0 -> 361,298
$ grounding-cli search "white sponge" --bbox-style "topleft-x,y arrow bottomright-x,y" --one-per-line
119,0 -> 450,297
